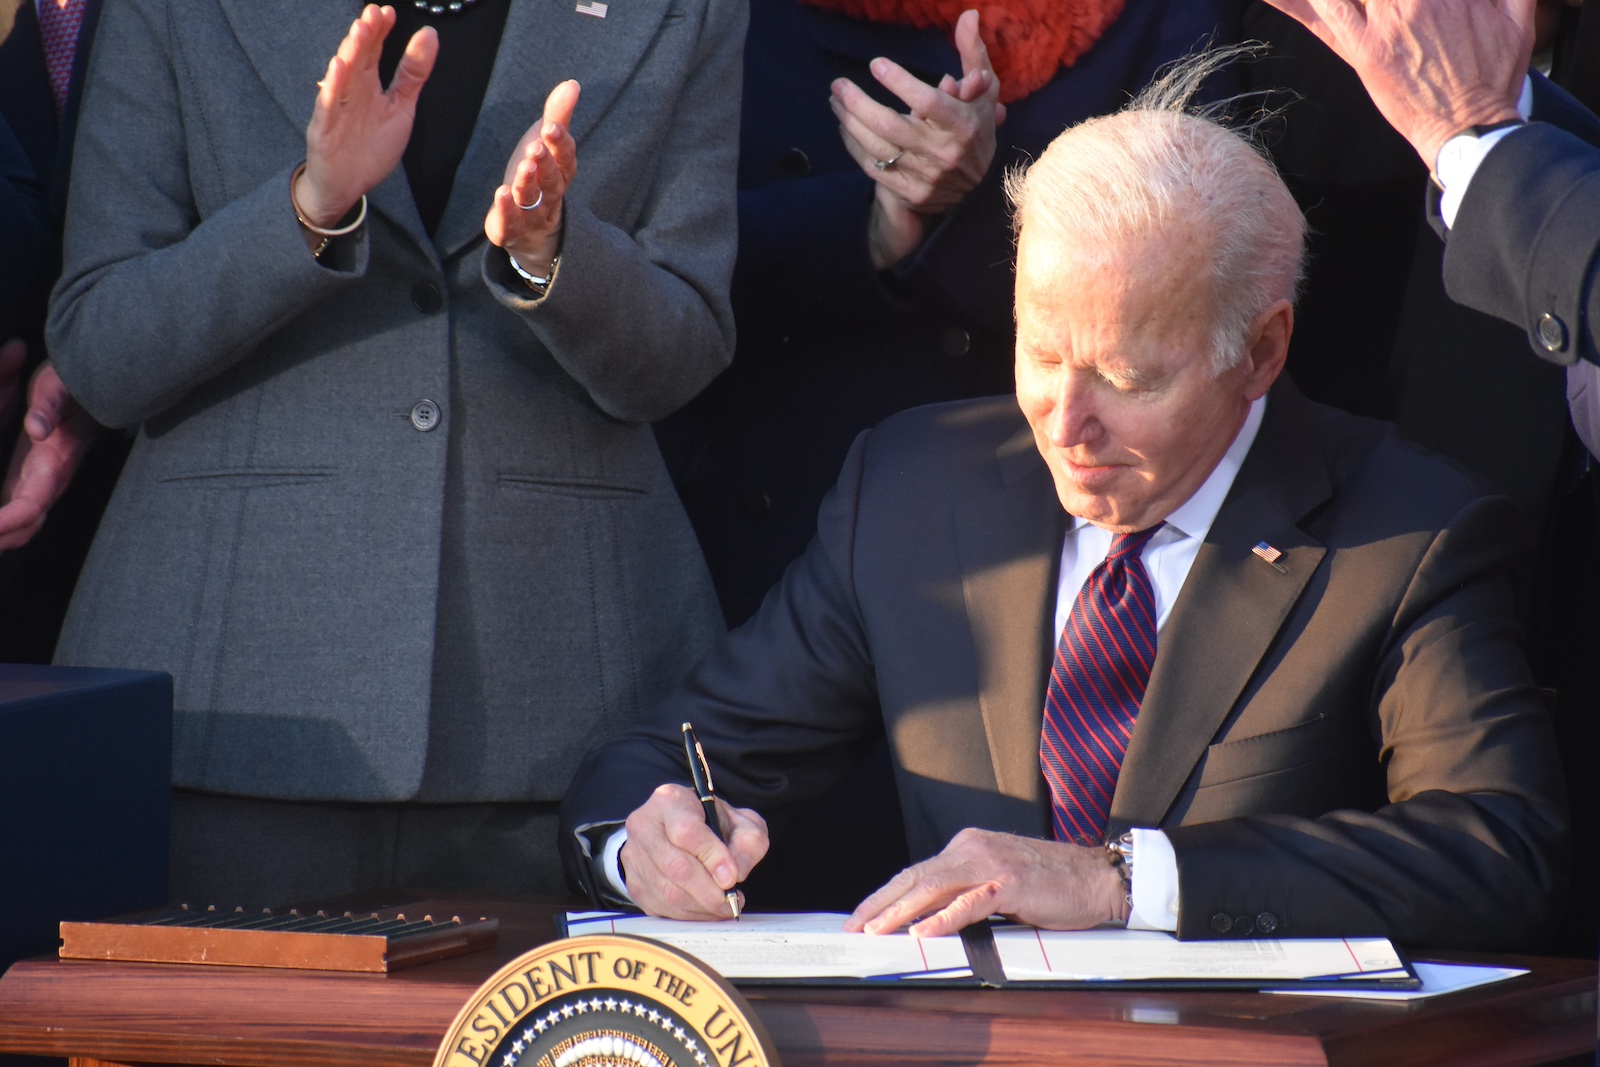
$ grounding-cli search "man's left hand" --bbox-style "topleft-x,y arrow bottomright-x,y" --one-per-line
0,360 -> 103,551
844,827 -> 1128,937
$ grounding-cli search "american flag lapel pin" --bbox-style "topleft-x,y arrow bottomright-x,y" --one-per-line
576,0 -> 607,16
1252,541 -> 1288,574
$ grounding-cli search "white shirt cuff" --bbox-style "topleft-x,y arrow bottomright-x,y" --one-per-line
1438,74 -> 1535,230
1126,827 -> 1179,932
600,826 -> 635,904
570,820 -> 635,906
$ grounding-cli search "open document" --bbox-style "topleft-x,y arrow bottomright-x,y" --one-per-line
991,925 -> 1409,983
563,911 -> 970,980
563,912 -> 1419,991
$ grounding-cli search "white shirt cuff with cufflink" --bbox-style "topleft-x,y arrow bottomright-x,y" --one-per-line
1437,75 -> 1535,230
600,826 -> 635,904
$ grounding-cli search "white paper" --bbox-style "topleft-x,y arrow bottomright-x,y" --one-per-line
1269,961 -> 1529,1000
564,911 -> 971,980
993,925 -> 1406,982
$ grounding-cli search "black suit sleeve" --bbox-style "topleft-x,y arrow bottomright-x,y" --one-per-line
1443,74 -> 1600,367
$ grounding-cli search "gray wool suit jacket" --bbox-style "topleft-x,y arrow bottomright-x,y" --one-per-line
48,0 -> 743,802
562,383 -> 1568,949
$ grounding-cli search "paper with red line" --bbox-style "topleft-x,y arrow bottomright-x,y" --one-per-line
564,911 -> 971,980
992,925 -> 1406,982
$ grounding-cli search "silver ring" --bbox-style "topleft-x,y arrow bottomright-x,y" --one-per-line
513,187 -> 544,212
873,150 -> 904,171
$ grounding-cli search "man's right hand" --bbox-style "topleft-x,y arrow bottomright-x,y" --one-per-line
620,783 -> 769,920
1262,0 -> 1532,172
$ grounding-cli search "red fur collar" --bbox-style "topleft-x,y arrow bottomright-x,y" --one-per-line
797,0 -> 1125,102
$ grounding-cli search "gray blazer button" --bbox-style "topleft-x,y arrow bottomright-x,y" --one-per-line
1537,312 -> 1569,353
1232,914 -> 1255,936
1255,911 -> 1279,934
1209,912 -> 1233,934
411,282 -> 444,314
410,399 -> 441,431
939,326 -> 972,359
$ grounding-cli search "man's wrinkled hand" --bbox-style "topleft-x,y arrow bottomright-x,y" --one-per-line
619,783 -> 768,921
0,361 -> 103,551
1262,0 -> 1532,170
844,827 -> 1127,938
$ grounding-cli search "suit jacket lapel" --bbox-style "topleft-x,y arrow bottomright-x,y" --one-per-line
1108,384 -> 1332,833
954,422 -> 1062,837
432,0 -> 673,258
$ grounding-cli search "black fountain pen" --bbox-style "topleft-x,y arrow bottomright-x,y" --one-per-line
681,722 -> 742,920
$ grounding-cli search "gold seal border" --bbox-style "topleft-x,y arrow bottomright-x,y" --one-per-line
432,933 -> 780,1067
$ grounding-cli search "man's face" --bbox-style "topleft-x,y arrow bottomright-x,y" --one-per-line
1013,222 -> 1280,532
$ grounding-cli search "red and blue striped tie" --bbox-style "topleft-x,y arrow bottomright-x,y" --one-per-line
1040,524 -> 1162,845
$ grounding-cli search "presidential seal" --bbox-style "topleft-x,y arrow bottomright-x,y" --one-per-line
433,935 -> 780,1067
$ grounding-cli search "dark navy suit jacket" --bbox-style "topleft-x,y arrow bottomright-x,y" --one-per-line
569,384 -> 1567,948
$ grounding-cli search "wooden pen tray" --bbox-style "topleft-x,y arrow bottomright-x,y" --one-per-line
60,903 -> 499,972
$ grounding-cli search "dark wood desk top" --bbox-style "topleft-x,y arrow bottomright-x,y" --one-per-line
0,897 -> 1592,1067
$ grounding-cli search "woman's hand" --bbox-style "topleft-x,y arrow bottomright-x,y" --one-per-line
296,5 -> 438,239
484,79 -> 581,281
829,9 -> 1004,270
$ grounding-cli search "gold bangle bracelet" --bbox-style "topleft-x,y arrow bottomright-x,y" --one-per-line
290,162 -> 368,238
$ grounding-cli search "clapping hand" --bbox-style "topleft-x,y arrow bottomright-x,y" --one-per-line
485,80 -> 581,283
829,9 -> 1005,269
295,5 -> 438,245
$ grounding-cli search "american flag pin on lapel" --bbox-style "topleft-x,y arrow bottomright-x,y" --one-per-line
1253,541 -> 1288,574
576,0 -> 607,15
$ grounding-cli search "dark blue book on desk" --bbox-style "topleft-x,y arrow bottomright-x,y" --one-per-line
0,664 -> 172,968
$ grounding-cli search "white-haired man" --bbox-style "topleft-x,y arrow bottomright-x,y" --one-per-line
560,61 -> 1567,948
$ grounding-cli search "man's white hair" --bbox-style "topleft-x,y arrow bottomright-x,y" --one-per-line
1005,48 -> 1306,376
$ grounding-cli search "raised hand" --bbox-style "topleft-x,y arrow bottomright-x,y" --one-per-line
1262,0 -> 1532,171
619,783 -> 768,920
829,9 -> 1005,269
485,79 -> 581,283
844,828 -> 1126,937
296,5 -> 438,231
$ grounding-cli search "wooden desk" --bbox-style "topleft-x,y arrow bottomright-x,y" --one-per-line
0,898 -> 1592,1067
